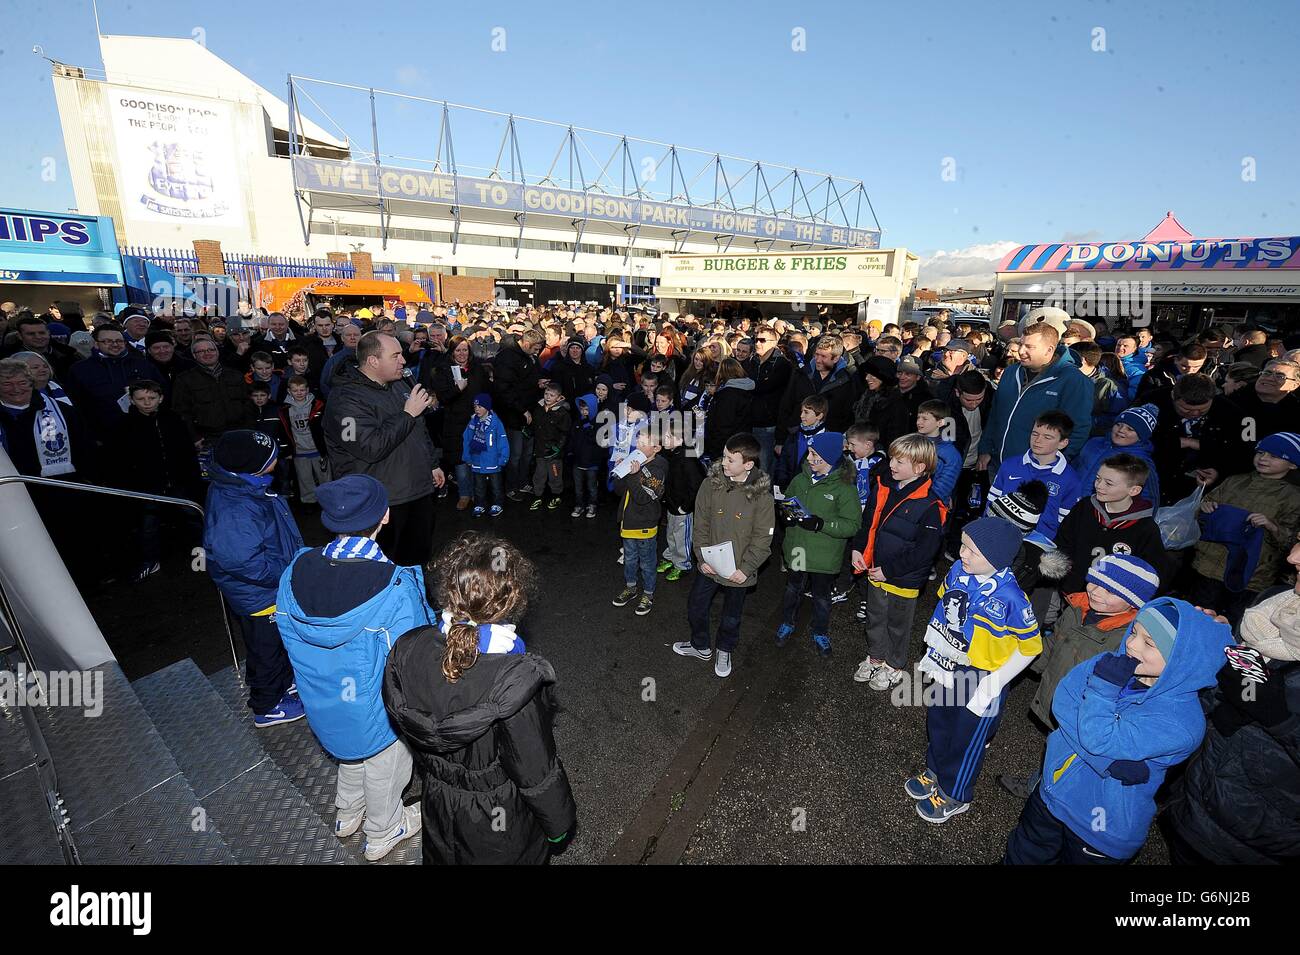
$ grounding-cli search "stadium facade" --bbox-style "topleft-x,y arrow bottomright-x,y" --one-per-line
51,34 -> 885,309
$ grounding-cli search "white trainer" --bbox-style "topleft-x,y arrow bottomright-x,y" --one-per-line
868,664 -> 905,691
363,804 -> 421,861
335,809 -> 365,839
853,657 -> 883,684
714,650 -> 732,678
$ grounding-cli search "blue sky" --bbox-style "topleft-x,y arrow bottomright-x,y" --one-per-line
2,0 -> 1297,283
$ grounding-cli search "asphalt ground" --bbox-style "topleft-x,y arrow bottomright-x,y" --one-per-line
85,488 -> 1171,865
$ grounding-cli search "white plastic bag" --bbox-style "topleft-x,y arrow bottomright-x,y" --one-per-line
1156,483 -> 1205,550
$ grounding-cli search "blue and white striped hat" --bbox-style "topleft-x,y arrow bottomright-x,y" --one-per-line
1257,432 -> 1300,468
1086,554 -> 1160,608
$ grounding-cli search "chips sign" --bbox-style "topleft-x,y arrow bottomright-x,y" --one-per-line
293,157 -> 879,248
0,207 -> 123,286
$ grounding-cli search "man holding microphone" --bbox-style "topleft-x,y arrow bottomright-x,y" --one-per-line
325,331 -> 445,566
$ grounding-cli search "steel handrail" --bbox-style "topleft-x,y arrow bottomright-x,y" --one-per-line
0,475 -> 240,676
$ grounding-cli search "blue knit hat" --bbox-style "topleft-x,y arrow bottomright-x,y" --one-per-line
318,474 -> 389,533
808,431 -> 845,467
473,392 -> 492,411
1087,554 -> 1160,608
213,429 -> 277,475
1135,602 -> 1180,664
1258,431 -> 1300,468
962,517 -> 1024,571
1117,403 -> 1158,442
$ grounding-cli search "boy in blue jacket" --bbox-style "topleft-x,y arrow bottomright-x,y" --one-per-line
915,399 -> 962,505
1074,403 -> 1162,515
276,475 -> 434,861
203,429 -> 304,727
463,393 -> 508,517
1004,598 -> 1233,863
987,410 -> 1082,540
570,393 -> 604,518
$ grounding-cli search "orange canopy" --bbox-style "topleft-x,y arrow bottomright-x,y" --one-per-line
256,277 -> 433,317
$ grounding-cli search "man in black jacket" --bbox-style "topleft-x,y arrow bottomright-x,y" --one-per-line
1218,357 -> 1300,477
749,327 -> 792,476
2,313 -> 79,380
774,335 -> 859,457
65,323 -> 166,440
144,331 -> 195,399
252,312 -> 299,368
1147,373 -> 1243,505
301,308 -> 343,389
171,336 -> 255,448
942,369 -> 996,556
1230,326 -> 1271,369
1135,342 -> 1207,402
324,332 -> 445,566
493,331 -> 543,499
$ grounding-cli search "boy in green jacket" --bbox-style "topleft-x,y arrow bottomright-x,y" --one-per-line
673,432 -> 776,678
776,431 -> 863,655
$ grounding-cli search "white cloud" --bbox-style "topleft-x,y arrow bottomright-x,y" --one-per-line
917,240 -> 1020,290
396,65 -> 428,87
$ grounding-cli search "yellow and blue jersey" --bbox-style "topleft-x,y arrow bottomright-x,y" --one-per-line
918,565 -> 1041,685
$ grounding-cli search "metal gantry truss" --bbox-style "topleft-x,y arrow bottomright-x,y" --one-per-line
286,74 -> 881,260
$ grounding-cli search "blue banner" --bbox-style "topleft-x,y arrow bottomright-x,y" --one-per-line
0,208 -> 123,286
292,157 -> 879,250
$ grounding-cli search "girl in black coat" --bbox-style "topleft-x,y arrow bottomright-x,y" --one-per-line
431,337 -> 492,509
702,358 -> 755,462
383,532 -> 577,865
854,358 -> 913,451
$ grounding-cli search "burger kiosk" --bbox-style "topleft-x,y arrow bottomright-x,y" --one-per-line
654,248 -> 919,326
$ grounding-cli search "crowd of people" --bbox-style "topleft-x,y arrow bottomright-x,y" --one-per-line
1,294 -> 1298,866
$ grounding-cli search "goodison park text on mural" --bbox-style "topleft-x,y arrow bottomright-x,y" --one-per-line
293,158 -> 879,248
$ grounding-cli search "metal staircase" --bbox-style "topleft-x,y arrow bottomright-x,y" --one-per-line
0,473 -> 422,866
2,657 -> 422,865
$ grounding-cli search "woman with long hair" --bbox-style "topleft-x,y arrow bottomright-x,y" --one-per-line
678,347 -> 717,412
383,532 -> 577,864
429,336 -> 491,510
599,333 -> 638,397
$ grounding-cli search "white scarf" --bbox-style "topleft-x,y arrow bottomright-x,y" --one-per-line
33,398 -> 75,477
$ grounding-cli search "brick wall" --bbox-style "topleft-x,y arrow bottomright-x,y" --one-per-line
326,252 -> 348,267
349,250 -> 374,280
438,275 -> 495,305
193,240 -> 224,275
